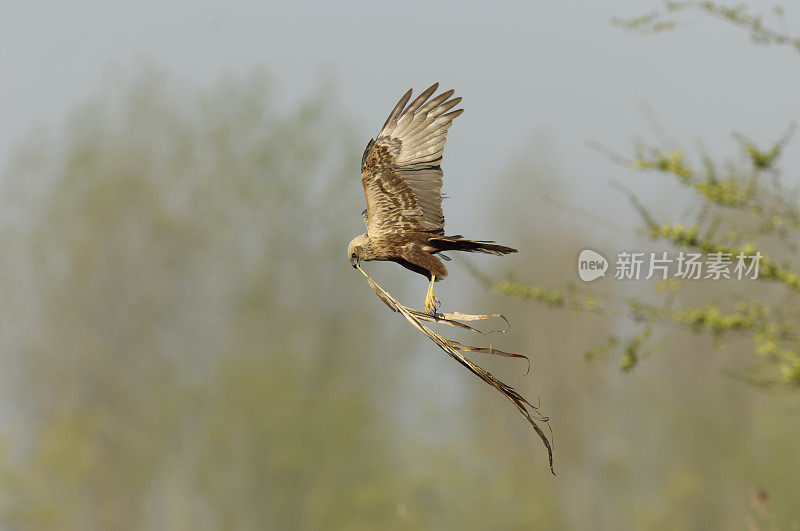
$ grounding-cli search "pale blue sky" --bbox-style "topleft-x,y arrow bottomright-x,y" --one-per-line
3,0 -> 798,239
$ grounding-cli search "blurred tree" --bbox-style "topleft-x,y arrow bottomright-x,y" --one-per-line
0,66 -> 417,530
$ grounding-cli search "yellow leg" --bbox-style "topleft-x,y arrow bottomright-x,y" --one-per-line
424,275 -> 440,315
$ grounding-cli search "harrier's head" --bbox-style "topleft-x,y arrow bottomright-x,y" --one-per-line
347,233 -> 371,268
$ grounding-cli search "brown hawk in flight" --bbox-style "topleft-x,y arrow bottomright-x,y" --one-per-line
348,83 -> 517,314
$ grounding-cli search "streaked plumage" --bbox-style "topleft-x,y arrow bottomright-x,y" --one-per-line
348,83 -> 517,314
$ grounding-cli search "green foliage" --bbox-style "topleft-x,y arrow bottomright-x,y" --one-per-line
620,324 -> 654,371
492,280 -> 565,308
504,126 -> 800,386
583,335 -> 620,361
498,4 -> 800,389
622,126 -> 800,383
613,1 -> 800,54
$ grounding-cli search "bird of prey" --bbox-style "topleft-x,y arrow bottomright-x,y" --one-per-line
348,83 -> 517,314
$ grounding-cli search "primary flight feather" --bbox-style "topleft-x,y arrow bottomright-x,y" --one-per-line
348,83 -> 517,314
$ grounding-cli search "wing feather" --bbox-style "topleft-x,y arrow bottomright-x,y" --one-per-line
400,83 -> 439,118
360,83 -> 462,237
379,89 -> 412,133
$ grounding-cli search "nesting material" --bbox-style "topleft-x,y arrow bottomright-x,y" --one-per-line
356,264 -> 555,475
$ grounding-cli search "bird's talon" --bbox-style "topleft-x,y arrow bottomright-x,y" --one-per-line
424,293 -> 441,316
424,297 -> 435,316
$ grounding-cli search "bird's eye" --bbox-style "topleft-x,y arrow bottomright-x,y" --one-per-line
351,253 -> 357,260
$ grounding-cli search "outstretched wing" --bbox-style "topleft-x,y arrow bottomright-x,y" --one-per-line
361,83 -> 463,238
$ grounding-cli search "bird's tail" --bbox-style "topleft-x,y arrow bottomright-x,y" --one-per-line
429,235 -> 517,256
